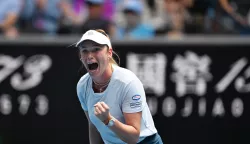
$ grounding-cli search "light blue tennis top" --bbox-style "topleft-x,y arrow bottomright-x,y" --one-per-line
77,65 -> 157,144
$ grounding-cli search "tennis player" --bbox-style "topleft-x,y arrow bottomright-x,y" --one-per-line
75,29 -> 163,144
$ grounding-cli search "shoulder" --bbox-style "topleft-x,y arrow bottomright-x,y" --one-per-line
77,73 -> 90,90
113,65 -> 141,85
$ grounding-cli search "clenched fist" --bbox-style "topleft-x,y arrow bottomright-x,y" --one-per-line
94,102 -> 111,124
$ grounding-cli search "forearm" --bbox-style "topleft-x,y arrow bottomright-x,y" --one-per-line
60,2 -> 75,19
218,0 -> 247,25
108,117 -> 140,144
1,14 -> 18,30
219,0 -> 234,13
89,124 -> 103,144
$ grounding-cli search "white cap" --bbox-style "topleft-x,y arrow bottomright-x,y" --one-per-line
76,30 -> 112,48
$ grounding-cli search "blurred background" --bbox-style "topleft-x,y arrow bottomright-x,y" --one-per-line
0,0 -> 250,39
0,0 -> 250,144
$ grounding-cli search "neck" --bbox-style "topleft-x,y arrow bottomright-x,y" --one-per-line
92,64 -> 113,85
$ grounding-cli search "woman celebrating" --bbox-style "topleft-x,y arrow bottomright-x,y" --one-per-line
75,29 -> 163,144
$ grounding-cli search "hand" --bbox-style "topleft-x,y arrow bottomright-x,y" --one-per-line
94,102 -> 111,124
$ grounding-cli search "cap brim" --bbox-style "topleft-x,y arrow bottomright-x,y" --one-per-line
76,30 -> 112,48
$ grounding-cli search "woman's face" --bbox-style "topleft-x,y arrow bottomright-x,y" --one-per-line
79,41 -> 112,77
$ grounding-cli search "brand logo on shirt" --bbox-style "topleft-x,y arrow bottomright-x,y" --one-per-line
132,95 -> 141,101
130,101 -> 142,108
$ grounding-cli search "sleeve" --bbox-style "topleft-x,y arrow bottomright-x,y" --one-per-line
122,79 -> 146,113
77,82 -> 88,111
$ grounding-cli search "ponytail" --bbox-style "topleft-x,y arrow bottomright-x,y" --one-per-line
95,29 -> 120,66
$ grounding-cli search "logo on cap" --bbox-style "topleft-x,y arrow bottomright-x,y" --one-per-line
87,31 -> 94,35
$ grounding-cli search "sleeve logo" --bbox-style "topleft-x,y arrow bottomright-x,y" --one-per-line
130,101 -> 142,108
132,95 -> 141,101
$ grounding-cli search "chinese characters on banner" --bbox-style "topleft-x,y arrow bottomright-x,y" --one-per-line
127,53 -> 167,97
127,51 -> 248,118
171,51 -> 212,97
127,53 -> 167,115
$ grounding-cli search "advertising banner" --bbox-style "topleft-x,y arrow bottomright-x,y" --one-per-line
0,42 -> 249,144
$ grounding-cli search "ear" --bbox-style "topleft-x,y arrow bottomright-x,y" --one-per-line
108,47 -> 113,58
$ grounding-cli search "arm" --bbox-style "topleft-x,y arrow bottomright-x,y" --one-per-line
219,0 -> 248,26
94,79 -> 146,144
0,0 -> 21,31
0,13 -> 18,30
84,111 -> 103,144
0,1 -> 21,38
108,112 -> 141,144
219,0 -> 234,14
76,79 -> 102,143
59,1 -> 82,25
95,102 -> 141,144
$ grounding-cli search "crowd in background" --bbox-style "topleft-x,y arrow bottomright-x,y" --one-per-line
0,0 -> 250,39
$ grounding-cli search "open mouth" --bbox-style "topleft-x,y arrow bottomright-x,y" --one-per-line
88,63 -> 98,71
